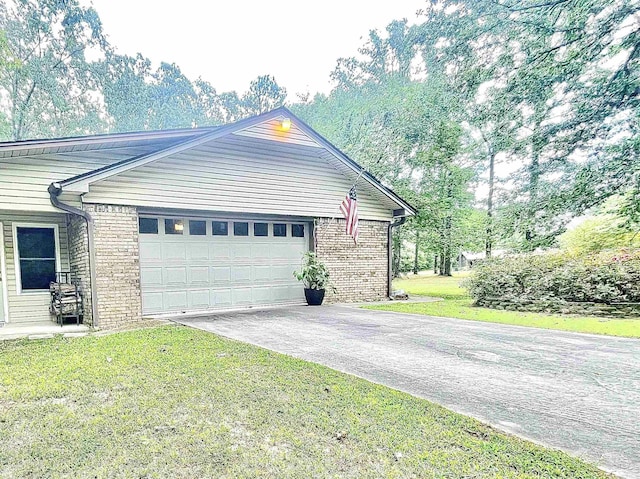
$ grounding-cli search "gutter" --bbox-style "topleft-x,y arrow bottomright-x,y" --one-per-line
388,210 -> 408,298
48,182 -> 99,328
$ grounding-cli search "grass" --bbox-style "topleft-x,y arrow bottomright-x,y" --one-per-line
0,326 -> 610,478
366,273 -> 640,338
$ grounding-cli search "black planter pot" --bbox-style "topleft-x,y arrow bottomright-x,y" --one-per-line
304,288 -> 325,306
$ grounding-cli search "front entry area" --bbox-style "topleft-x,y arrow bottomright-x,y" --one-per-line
138,215 -> 309,315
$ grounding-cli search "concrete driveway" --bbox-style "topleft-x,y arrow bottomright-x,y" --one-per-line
174,305 -> 640,478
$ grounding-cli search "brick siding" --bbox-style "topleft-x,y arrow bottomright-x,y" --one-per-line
67,215 -> 93,325
314,218 -> 389,302
85,204 -> 142,328
66,209 -> 390,329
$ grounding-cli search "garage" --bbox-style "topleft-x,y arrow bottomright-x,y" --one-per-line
138,215 -> 309,315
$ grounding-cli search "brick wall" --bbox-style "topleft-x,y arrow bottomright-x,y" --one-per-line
314,218 -> 389,302
85,204 -> 142,328
67,215 -> 93,325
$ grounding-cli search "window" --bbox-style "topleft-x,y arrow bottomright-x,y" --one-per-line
139,217 -> 158,234
189,220 -> 206,236
234,222 -> 249,236
273,223 -> 287,237
254,223 -> 268,237
15,226 -> 58,292
165,219 -> 184,235
212,221 -> 228,236
292,224 -> 305,238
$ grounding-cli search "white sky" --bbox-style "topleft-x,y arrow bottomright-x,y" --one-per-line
84,0 -> 426,98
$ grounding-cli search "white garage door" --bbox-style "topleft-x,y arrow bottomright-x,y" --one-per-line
138,216 -> 308,315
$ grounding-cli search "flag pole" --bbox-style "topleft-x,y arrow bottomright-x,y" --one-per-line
315,167 -> 366,245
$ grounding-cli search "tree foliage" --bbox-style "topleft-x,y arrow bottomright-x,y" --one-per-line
0,0 -> 637,269
0,0 -> 108,140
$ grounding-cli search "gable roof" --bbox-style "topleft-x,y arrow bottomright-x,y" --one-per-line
47,107 -> 414,216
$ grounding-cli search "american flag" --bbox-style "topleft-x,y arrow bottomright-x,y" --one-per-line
340,186 -> 359,244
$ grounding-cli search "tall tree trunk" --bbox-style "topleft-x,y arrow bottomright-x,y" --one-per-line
441,168 -> 454,276
485,139 -> 495,258
413,231 -> 419,274
433,254 -> 438,274
443,215 -> 452,276
525,124 -> 542,250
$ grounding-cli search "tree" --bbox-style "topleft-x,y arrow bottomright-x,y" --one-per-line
99,54 -> 227,132
99,52 -> 152,132
415,0 -> 640,249
0,0 -> 108,140
241,75 -> 286,116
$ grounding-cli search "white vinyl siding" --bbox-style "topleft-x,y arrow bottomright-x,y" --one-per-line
0,145 -> 178,212
234,116 -> 321,148
0,213 -> 69,324
83,135 -> 397,221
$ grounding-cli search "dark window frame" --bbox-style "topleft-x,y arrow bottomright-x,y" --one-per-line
254,222 -> 269,237
14,225 -> 58,293
188,220 -> 207,236
292,224 -> 305,238
273,223 -> 287,237
212,221 -> 229,236
234,222 -> 249,237
138,217 -> 158,234
164,218 -> 184,235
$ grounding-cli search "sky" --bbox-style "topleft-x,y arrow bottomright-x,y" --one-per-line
84,0 -> 426,98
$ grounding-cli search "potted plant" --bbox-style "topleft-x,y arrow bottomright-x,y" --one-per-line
293,252 -> 332,306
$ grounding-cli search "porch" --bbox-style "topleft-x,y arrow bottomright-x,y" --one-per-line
0,211 -> 87,328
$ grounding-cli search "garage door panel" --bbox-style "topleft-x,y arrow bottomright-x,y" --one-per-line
189,266 -> 209,285
141,267 -> 163,287
232,287 -> 252,305
140,217 -> 308,315
232,265 -> 252,282
188,289 -> 210,309
251,244 -> 270,259
164,291 -> 188,310
142,292 -> 164,312
212,289 -> 232,307
164,243 -> 187,261
140,242 -> 162,261
211,243 -> 231,260
212,266 -> 231,283
232,244 -> 251,259
272,286 -> 293,301
272,264 -> 295,279
164,266 -> 187,285
289,243 -> 307,258
252,287 -> 272,302
254,265 -> 271,281
187,243 -> 209,260
270,244 -> 293,259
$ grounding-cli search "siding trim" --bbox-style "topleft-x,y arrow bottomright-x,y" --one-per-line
11,222 -> 61,296
0,221 -> 9,323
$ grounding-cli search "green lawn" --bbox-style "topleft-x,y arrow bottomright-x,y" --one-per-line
368,274 -> 640,338
0,326 -> 609,478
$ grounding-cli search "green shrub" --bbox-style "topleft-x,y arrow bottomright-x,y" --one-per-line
465,249 -> 640,305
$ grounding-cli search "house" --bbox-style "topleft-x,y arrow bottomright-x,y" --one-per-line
0,107 -> 414,329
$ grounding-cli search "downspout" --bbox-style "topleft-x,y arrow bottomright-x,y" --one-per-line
388,214 -> 407,299
48,182 -> 99,328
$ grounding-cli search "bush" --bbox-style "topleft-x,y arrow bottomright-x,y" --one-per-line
465,249 -> 640,305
